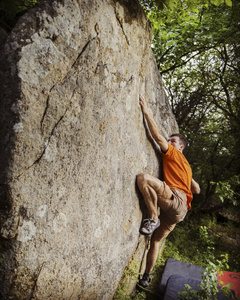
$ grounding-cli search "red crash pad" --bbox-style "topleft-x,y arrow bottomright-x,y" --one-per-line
217,271 -> 240,297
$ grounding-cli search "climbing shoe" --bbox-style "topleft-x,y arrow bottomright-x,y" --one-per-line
138,272 -> 151,288
139,218 -> 160,235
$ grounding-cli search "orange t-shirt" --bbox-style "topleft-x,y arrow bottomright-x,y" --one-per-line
162,143 -> 193,210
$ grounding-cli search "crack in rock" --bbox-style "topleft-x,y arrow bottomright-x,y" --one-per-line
114,8 -> 130,46
72,26 -> 99,69
40,85 -> 56,131
40,34 -> 99,130
29,262 -> 46,299
71,40 -> 92,69
14,105 -> 69,181
95,63 -> 134,84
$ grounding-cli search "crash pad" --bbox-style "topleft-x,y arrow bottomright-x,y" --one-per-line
217,270 -> 240,297
158,258 -> 204,296
162,275 -> 201,300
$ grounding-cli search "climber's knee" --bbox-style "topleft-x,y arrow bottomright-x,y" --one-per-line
136,173 -> 149,188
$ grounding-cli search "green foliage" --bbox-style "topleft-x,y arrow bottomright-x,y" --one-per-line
113,259 -> 141,300
162,223 -> 218,267
123,260 -> 140,279
140,0 -> 232,12
161,214 -> 240,272
211,176 -> 240,205
0,0 -> 39,31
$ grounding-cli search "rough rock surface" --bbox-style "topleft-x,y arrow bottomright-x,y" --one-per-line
0,0 -> 178,299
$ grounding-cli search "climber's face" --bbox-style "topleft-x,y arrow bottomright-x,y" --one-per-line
168,136 -> 184,152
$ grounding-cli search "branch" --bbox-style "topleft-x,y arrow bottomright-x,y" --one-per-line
160,51 -> 202,74
218,45 -> 234,116
157,45 -> 174,63
159,37 -> 229,74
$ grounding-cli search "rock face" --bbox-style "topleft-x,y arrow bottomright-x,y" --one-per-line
0,0 -> 178,299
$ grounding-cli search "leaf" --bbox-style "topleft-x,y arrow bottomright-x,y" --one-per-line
210,0 -> 224,5
225,0 -> 232,6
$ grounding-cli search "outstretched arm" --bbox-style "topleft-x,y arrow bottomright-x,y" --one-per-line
139,95 -> 168,152
191,179 -> 201,194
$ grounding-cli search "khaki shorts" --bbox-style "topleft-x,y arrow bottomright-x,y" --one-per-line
153,183 -> 188,241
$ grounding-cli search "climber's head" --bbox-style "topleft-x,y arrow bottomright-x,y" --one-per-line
168,133 -> 187,152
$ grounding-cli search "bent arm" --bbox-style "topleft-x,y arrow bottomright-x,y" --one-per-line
191,179 -> 201,194
139,95 -> 169,152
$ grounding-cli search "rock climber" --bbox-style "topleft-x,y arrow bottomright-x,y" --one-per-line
137,94 -> 200,287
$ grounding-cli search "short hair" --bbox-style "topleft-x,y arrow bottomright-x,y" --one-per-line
170,133 -> 187,149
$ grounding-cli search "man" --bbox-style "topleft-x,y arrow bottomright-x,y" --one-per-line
137,95 -> 200,287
